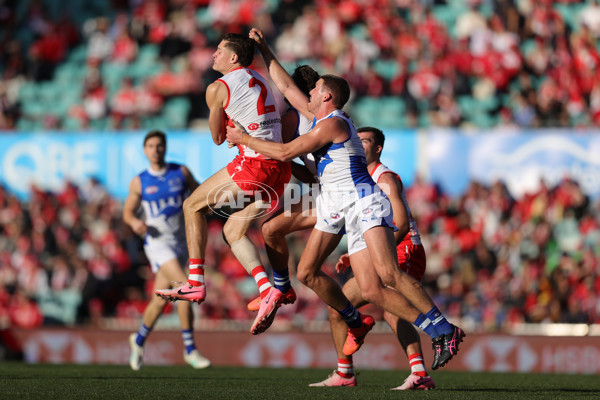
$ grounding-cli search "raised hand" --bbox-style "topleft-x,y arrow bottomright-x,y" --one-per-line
335,253 -> 351,274
249,28 -> 267,47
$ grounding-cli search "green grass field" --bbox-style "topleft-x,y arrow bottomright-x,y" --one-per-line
1,363 -> 599,400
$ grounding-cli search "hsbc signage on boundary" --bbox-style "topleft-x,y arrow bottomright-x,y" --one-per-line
20,331 -> 177,365
463,336 -> 538,372
11,329 -> 600,374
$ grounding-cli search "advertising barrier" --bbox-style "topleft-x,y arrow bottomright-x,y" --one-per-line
0,131 -> 417,201
425,130 -> 600,198
12,328 -> 600,374
2,130 -> 598,201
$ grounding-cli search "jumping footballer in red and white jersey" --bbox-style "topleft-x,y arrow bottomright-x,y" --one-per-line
156,33 -> 291,336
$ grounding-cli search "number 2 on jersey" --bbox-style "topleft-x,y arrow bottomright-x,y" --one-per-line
249,78 -> 275,115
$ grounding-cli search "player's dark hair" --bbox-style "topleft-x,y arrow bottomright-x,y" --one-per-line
292,65 -> 320,97
357,127 -> 385,149
222,33 -> 255,67
144,130 -> 166,146
320,74 -> 350,109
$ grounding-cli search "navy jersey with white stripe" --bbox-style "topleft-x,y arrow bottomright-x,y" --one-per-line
139,162 -> 187,241
312,110 -> 377,195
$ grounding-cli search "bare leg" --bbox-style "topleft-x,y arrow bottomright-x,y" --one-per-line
224,200 -> 272,274
183,167 -> 246,260
262,193 -> 316,274
363,226 -> 436,313
328,278 -> 368,360
295,229 -> 348,310
349,246 -> 422,322
143,259 -> 191,329
384,312 -> 422,360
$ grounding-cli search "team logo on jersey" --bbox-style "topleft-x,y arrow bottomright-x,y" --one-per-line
330,212 -> 340,219
145,185 -> 159,195
362,207 -> 373,215
168,178 -> 183,192
248,123 -> 259,131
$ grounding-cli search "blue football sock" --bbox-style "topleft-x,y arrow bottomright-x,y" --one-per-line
182,329 -> 196,354
414,313 -> 438,339
273,268 -> 291,292
135,324 -> 151,347
425,307 -> 453,335
337,301 -> 362,329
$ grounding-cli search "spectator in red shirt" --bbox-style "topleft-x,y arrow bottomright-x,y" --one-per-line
110,77 -> 138,129
28,23 -> 67,81
111,29 -> 138,64
9,290 -> 43,329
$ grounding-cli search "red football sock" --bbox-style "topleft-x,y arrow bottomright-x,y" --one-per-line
187,258 -> 205,286
251,266 -> 271,299
337,358 -> 354,378
409,353 -> 427,377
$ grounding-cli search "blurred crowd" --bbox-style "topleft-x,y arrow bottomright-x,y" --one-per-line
2,0 -> 600,130
0,174 -> 598,333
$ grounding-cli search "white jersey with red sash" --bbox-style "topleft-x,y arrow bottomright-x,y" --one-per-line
370,162 -> 422,245
370,162 -> 426,280
218,67 -> 282,159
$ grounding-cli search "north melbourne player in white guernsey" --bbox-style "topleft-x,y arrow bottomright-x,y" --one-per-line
311,127 -> 436,389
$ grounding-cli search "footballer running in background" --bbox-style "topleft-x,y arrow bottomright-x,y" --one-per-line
123,130 -> 210,370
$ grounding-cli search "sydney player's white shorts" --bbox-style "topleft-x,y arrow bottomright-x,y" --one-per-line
144,235 -> 188,274
314,189 -> 395,255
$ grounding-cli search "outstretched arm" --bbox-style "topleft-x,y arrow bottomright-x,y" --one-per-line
249,28 -> 313,120
226,117 -> 344,161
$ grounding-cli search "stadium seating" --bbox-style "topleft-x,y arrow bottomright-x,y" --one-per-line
2,1 -> 599,131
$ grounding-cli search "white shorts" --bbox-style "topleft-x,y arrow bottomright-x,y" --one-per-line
144,235 -> 188,274
314,189 -> 395,255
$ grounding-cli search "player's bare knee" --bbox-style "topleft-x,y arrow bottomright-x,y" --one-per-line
151,295 -> 168,309
183,196 -> 207,215
261,220 -> 277,242
379,271 -> 398,288
412,279 -> 424,290
296,268 -> 313,287
360,286 -> 383,306
404,275 -> 424,291
183,196 -> 196,214
223,220 -> 243,244
328,305 -> 343,321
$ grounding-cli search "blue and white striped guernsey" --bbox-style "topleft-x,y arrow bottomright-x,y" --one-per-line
139,162 -> 187,242
312,110 -> 377,195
